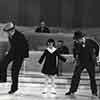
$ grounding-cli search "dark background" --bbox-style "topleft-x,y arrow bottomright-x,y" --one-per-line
0,0 -> 100,28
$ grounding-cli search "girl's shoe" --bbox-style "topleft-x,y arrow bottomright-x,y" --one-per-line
42,87 -> 48,94
50,87 -> 56,94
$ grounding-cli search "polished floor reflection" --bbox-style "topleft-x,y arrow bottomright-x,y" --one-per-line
0,81 -> 99,100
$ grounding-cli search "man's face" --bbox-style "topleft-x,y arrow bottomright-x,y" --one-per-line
8,29 -> 15,36
78,38 -> 83,43
57,42 -> 63,48
77,37 -> 86,43
40,21 -> 45,28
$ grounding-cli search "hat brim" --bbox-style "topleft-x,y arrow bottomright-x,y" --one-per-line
73,35 -> 83,40
3,26 -> 15,32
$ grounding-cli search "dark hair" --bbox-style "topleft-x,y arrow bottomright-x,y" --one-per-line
40,19 -> 45,23
57,40 -> 64,43
47,38 -> 55,46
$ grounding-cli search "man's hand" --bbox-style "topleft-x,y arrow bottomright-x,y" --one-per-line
66,57 -> 75,64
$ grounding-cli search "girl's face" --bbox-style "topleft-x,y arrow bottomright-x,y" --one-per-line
48,42 -> 54,48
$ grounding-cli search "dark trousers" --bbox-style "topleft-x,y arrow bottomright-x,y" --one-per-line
69,63 -> 97,94
0,54 -> 24,91
57,60 -> 63,76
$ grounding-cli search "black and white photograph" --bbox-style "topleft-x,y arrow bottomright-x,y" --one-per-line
0,0 -> 100,100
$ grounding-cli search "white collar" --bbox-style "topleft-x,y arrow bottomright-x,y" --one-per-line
47,47 -> 56,53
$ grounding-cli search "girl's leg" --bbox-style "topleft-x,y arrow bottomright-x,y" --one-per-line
50,75 -> 56,94
42,75 -> 49,93
44,75 -> 49,87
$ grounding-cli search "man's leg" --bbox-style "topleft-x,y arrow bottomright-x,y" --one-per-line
0,61 -> 2,80
8,57 -> 24,94
87,64 -> 97,96
0,55 -> 12,82
58,60 -> 63,76
65,64 -> 84,95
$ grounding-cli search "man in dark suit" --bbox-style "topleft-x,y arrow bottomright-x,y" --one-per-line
35,20 -> 50,33
57,40 -> 69,54
57,40 -> 69,76
65,31 -> 99,97
0,22 -> 29,94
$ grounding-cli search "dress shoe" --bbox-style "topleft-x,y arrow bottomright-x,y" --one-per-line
8,89 -> 18,94
65,91 -> 74,95
92,93 -> 98,98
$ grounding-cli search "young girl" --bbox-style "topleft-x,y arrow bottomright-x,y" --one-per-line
38,38 -> 66,94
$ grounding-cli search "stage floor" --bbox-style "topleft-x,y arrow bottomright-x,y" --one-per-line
0,82 -> 99,100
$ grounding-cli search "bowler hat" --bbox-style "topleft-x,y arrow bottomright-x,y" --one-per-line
73,31 -> 84,40
3,22 -> 15,32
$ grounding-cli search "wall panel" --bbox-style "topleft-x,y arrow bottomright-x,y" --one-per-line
18,0 -> 40,26
40,0 -> 61,26
0,0 -> 18,23
61,0 -> 74,28
0,0 -> 100,28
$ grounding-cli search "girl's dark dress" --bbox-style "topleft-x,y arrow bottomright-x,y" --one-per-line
38,48 -> 66,75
